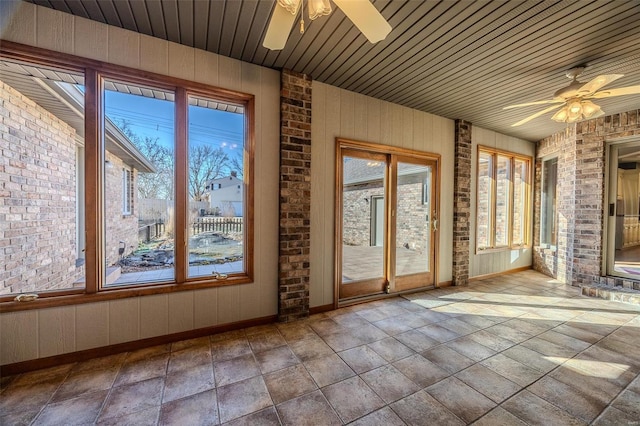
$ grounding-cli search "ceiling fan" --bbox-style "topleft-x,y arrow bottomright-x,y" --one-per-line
505,67 -> 640,127
263,0 -> 392,50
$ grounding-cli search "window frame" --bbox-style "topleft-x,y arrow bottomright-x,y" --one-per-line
475,145 -> 532,253
0,41 -> 255,312
540,155 -> 559,248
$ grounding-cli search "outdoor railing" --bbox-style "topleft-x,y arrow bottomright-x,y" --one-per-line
138,221 -> 165,243
192,217 -> 243,235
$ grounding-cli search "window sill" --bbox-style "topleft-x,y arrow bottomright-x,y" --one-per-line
476,245 -> 532,255
0,274 -> 253,313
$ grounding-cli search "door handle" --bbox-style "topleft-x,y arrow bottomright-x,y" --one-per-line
432,216 -> 438,232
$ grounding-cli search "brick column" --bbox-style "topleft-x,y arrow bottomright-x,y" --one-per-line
452,119 -> 472,286
278,69 -> 312,322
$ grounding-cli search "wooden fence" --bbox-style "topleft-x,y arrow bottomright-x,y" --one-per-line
138,217 -> 243,243
138,221 -> 166,243
192,217 -> 243,235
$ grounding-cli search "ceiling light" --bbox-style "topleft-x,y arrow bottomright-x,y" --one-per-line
551,108 -> 568,122
581,100 -> 603,118
264,0 -> 391,49
551,99 -> 606,124
277,0 -> 301,15
308,0 -> 331,20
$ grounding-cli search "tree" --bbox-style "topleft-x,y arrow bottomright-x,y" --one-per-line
136,136 -> 174,200
189,145 -> 229,201
229,155 -> 244,178
116,119 -> 174,200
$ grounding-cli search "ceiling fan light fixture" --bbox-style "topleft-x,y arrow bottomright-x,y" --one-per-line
581,100 -> 601,118
277,0 -> 301,15
308,0 -> 332,20
551,108 -> 569,123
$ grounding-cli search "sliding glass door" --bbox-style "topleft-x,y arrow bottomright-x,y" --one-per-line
607,141 -> 640,279
336,141 -> 439,301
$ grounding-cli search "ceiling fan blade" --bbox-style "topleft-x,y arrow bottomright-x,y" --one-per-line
503,99 -> 564,110
589,85 -> 640,99
511,104 -> 565,127
577,74 -> 624,96
333,0 -> 392,43
263,3 -> 299,50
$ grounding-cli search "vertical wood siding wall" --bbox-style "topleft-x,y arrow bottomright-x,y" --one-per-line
310,81 -> 456,308
469,126 -> 535,278
0,2 -> 280,365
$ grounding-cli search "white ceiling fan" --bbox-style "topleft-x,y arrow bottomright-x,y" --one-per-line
505,67 -> 640,127
263,0 -> 392,51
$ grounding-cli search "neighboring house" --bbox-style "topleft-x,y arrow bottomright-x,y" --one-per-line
0,71 -> 154,295
343,160 -> 430,252
205,175 -> 243,216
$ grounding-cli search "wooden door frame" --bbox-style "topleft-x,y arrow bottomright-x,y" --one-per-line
334,138 -> 441,306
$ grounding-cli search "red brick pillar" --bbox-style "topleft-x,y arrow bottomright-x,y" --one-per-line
453,119 -> 472,286
278,69 -> 312,322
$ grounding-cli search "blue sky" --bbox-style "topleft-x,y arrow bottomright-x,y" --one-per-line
104,89 -> 244,161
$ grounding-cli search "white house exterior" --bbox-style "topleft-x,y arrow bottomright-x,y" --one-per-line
206,175 -> 243,216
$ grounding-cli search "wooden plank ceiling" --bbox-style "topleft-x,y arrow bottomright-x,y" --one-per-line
24,0 -> 640,141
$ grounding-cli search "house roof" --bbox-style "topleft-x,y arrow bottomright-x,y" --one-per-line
344,159 -> 427,185
0,58 -> 156,173
23,0 -> 640,142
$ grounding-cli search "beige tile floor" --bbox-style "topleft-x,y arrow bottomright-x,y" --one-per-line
2,270 -> 640,425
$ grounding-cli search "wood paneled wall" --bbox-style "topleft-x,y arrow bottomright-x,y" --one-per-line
0,2 -> 280,365
310,82 -> 456,308
469,126 -> 535,278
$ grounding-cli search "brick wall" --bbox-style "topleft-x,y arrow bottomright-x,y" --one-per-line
534,110 -> 640,287
278,69 -> 312,322
104,151 -> 139,267
533,129 -> 571,279
0,80 -> 82,294
452,119 -> 472,285
342,177 -> 429,251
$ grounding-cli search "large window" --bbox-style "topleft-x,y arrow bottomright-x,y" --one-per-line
476,147 -> 531,251
0,43 -> 253,308
541,157 -> 558,246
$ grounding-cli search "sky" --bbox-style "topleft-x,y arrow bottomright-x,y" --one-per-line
104,88 -> 244,162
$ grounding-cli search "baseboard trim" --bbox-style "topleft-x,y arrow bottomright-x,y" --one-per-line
310,304 -> 334,315
0,314 -> 277,376
469,265 -> 532,282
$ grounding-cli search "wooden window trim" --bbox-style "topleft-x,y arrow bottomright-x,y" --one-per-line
0,41 -> 255,312
334,138 -> 442,305
475,145 -> 532,254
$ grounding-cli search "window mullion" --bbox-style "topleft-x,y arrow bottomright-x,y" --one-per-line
85,68 -> 103,293
508,156 -> 514,247
175,88 -> 188,283
491,153 -> 497,249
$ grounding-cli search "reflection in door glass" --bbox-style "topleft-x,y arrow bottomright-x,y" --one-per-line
396,163 -> 431,276
341,157 -> 385,282
614,145 -> 640,277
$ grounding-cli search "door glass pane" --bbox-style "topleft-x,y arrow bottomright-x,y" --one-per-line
188,96 -> 245,278
613,145 -> 640,277
0,59 -> 86,294
396,162 -> 431,275
495,155 -> 511,247
512,158 -> 527,246
103,80 -> 175,286
477,152 -> 493,249
342,157 -> 385,282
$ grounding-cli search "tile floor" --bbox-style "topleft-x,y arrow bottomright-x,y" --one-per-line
1,270 -> 640,425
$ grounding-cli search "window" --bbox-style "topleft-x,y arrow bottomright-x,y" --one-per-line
476,147 -> 531,251
122,168 -> 133,215
0,59 -> 86,296
0,42 -> 254,308
541,157 -> 558,246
